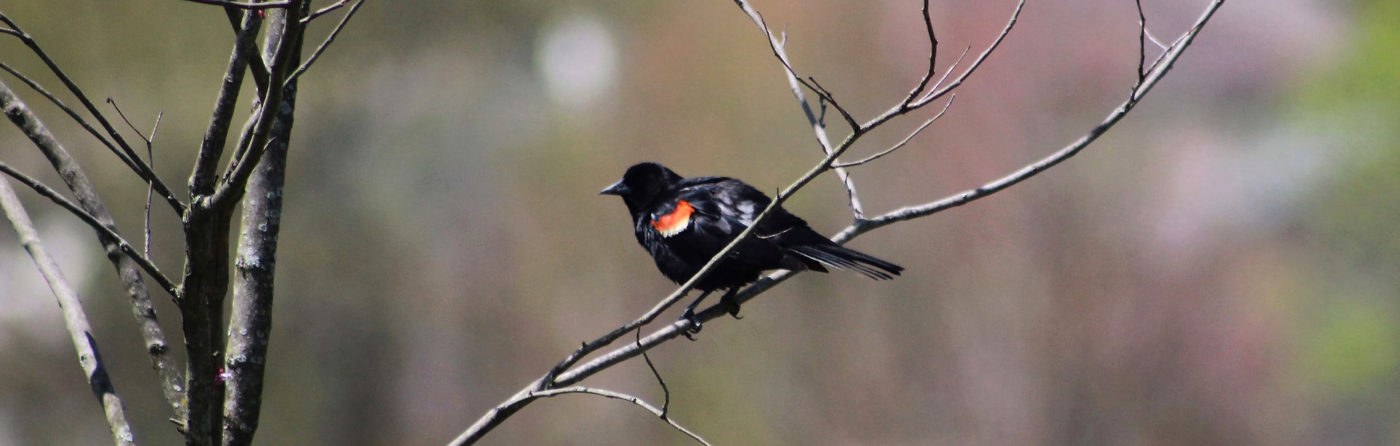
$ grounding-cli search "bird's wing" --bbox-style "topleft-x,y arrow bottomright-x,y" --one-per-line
669,179 -> 816,271
674,178 -> 763,231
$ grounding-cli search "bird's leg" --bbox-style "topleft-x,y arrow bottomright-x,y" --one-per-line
679,289 -> 713,340
718,287 -> 742,319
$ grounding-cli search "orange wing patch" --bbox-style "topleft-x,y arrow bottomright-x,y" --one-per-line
652,200 -> 694,238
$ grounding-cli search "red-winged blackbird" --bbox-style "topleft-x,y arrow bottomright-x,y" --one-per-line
601,162 -> 903,331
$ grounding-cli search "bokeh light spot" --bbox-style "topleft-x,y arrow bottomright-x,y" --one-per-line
535,13 -> 617,110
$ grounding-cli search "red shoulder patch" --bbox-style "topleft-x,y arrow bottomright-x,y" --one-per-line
652,200 -> 693,237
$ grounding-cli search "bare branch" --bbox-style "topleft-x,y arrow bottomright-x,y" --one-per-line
834,94 -> 955,168
285,0 -> 365,86
146,112 -> 162,258
1136,0 -> 1148,82
192,7 -> 264,197
0,178 -> 136,446
224,5 -> 305,441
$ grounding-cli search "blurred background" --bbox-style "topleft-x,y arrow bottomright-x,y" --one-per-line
1,0 -> 1396,444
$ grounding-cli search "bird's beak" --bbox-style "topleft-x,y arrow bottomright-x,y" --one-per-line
599,180 -> 628,196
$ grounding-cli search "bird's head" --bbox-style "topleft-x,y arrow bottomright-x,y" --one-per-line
600,162 -> 684,211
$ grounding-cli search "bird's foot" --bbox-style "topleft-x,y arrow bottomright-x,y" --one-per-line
679,308 -> 703,341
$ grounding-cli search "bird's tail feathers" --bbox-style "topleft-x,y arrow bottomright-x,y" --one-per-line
789,244 -> 903,280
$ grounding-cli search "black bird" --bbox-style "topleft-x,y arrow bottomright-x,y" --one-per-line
601,162 -> 903,332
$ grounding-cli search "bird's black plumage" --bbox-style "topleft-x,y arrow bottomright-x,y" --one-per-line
601,162 -> 903,331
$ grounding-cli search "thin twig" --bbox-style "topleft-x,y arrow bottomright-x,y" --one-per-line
285,0 -> 365,86
106,99 -> 161,257
929,46 -> 970,93
1144,28 -> 1168,51
901,0 -> 939,106
1136,0 -> 1148,82
527,387 -> 711,446
637,327 -> 671,417
303,0 -> 351,23
0,178 -> 136,446
833,94 -> 955,168
146,112 -> 161,257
